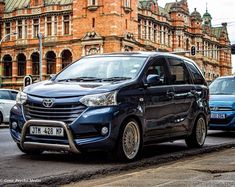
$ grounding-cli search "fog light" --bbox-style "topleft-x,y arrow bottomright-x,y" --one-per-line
12,121 -> 18,129
101,127 -> 109,136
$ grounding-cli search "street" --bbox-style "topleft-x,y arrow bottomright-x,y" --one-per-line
0,128 -> 234,186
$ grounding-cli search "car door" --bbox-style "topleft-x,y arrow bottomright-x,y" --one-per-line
166,57 -> 196,137
0,90 -> 16,122
144,56 -> 175,142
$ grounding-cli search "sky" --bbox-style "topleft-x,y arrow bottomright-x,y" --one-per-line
158,0 -> 235,73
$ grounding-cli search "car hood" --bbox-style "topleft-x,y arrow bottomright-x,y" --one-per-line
24,80 -> 129,98
209,95 -> 235,108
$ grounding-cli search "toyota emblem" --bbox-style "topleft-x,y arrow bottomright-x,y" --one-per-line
42,98 -> 54,108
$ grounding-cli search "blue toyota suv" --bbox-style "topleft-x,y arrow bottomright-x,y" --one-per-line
10,52 -> 210,161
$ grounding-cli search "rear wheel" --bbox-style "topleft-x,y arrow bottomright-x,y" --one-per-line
115,119 -> 142,161
0,112 -> 3,125
185,115 -> 207,148
17,143 -> 43,155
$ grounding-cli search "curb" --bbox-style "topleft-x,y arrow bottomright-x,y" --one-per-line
5,142 -> 235,187
0,124 -> 9,129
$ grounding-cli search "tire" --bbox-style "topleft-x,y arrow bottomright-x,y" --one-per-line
0,112 -> 3,125
185,115 -> 207,148
17,143 -> 43,155
115,118 -> 142,162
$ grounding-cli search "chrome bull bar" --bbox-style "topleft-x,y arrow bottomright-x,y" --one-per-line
20,120 -> 80,153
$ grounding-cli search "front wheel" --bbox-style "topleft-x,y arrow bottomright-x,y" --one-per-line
17,143 -> 43,155
115,119 -> 142,162
185,115 -> 207,148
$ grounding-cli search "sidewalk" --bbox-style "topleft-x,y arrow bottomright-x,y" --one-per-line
65,147 -> 235,187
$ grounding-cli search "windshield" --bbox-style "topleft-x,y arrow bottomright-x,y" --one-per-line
210,78 -> 235,95
55,56 -> 147,82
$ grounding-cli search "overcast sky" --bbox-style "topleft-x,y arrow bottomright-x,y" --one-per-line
158,0 -> 235,73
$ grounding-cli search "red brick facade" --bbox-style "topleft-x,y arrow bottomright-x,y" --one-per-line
0,0 -> 232,88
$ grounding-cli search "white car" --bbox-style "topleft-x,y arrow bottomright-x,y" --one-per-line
0,89 -> 19,124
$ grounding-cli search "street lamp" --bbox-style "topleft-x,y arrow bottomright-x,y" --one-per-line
0,32 -> 17,87
0,32 -> 17,44
37,33 -> 43,81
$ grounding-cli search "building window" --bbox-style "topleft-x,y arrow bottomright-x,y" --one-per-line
178,36 -> 181,47
24,20 -> 28,39
61,50 -> 72,69
124,0 -> 131,8
46,51 -> 56,74
88,0 -> 97,6
34,0 -> 38,6
138,19 -> 141,39
54,16 -> 58,36
31,52 -> 39,75
3,55 -> 12,77
17,54 -> 26,76
33,19 -> 39,38
186,38 -> 189,51
46,17 -> 52,36
92,18 -> 95,28
5,22 -> 11,41
63,15 -> 70,35
17,20 -> 23,39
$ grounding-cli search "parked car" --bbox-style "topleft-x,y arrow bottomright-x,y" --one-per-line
209,76 -> 235,130
10,52 -> 210,161
0,89 -> 19,124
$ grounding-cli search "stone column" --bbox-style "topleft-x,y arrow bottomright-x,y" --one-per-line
26,59 -> 32,75
12,60 -> 17,83
56,57 -> 62,73
42,58 -> 47,80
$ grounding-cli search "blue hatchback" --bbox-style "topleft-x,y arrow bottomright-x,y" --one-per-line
209,76 -> 235,130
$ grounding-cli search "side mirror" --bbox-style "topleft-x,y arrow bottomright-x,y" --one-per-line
146,74 -> 160,87
49,74 -> 56,80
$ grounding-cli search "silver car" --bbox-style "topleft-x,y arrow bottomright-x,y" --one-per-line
0,89 -> 19,125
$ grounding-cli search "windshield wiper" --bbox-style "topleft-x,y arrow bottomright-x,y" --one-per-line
57,77 -> 102,82
102,77 -> 132,82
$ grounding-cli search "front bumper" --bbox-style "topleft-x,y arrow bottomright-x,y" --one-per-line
10,103 -> 142,152
20,120 -> 80,153
209,111 -> 235,130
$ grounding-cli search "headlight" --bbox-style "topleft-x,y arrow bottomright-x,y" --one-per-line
16,92 -> 27,104
80,91 -> 117,107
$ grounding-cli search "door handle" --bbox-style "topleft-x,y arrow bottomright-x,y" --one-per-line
190,89 -> 197,94
166,91 -> 175,97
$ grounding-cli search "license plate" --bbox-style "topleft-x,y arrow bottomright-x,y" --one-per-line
30,126 -> 64,137
211,113 -> 226,119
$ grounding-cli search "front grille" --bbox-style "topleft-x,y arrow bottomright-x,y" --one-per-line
23,102 -> 86,124
210,107 -> 233,111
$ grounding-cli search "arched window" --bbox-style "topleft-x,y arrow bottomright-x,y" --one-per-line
46,51 -> 56,74
31,52 -> 39,75
2,55 -> 12,77
61,50 -> 72,69
17,53 -> 26,76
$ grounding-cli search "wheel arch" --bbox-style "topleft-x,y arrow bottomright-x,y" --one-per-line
190,112 -> 208,135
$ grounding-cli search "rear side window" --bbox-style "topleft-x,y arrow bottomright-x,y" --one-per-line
185,61 -> 205,85
10,91 -> 18,100
168,58 -> 191,85
0,90 -> 11,100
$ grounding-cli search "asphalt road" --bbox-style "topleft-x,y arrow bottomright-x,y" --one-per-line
0,127 -> 234,187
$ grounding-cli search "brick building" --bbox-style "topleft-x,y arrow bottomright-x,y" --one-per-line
0,0 -> 232,88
